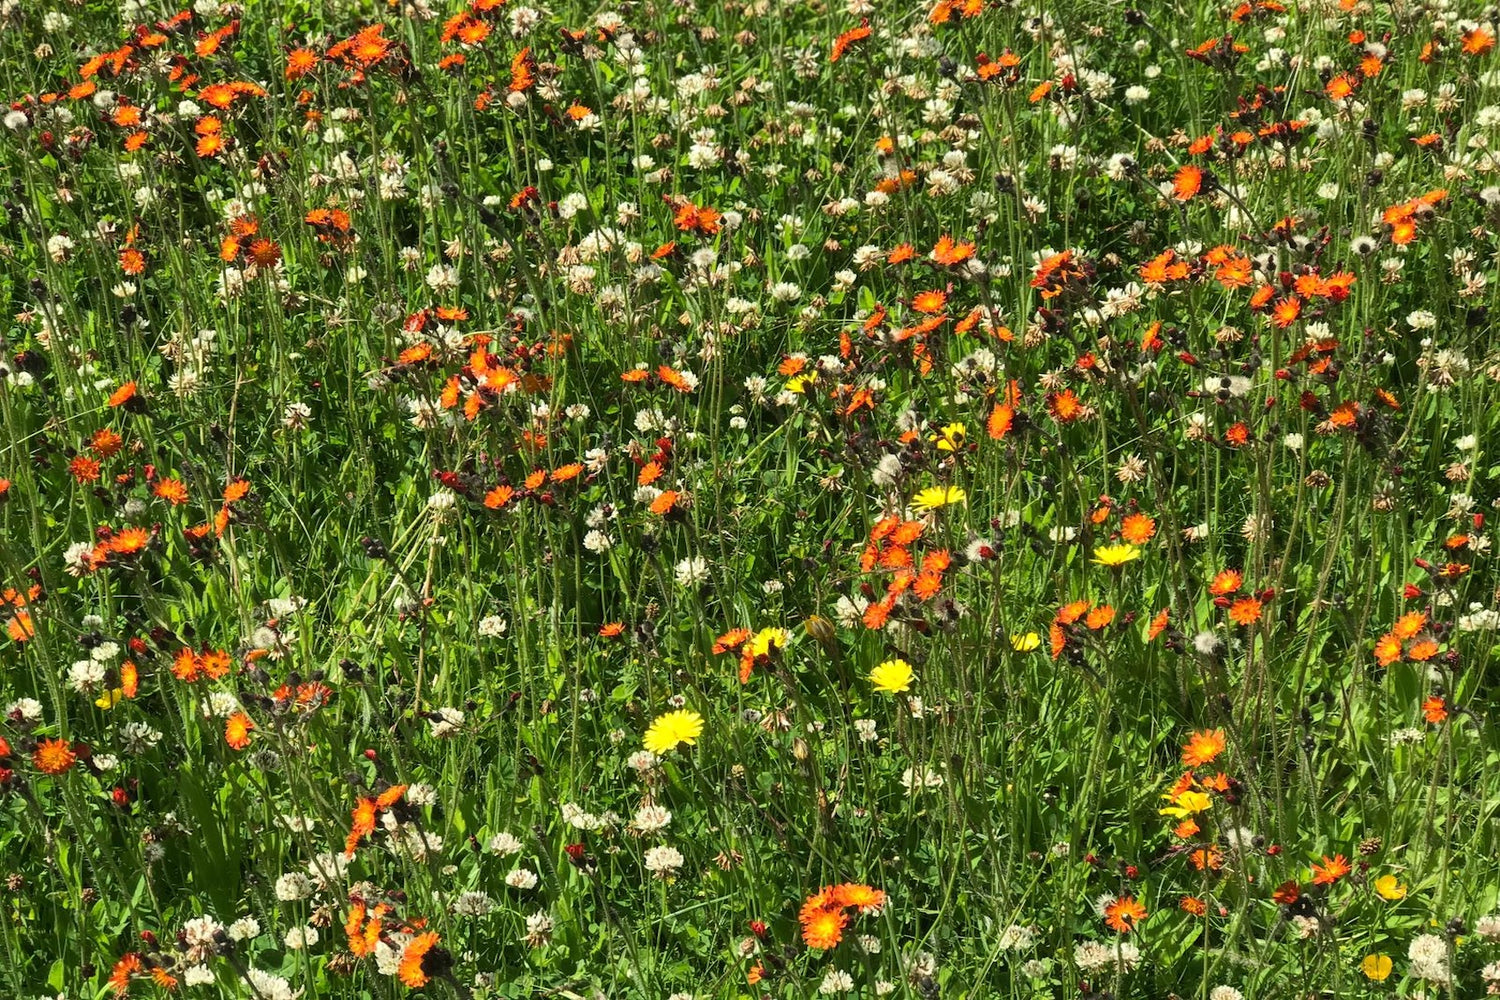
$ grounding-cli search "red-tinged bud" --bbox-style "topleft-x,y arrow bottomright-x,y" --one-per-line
140,931 -> 158,948
1274,368 -> 1291,380
112,786 -> 131,807
1265,844 -> 1281,856
564,843 -> 586,861
1259,588 -> 1276,601
749,920 -> 768,938
1475,513 -> 1485,530
1404,583 -> 1423,599
1084,852 -> 1099,865
1212,596 -> 1230,608
143,464 -> 156,481
364,748 -> 377,760
1177,351 -> 1199,366
129,637 -> 148,655
1265,396 -> 1277,409
1413,557 -> 1434,572
1125,865 -> 1139,879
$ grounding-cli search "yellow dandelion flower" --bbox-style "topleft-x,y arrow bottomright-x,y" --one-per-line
868,658 -> 914,694
1373,874 -> 1407,901
786,374 -> 817,394
1158,789 -> 1212,818
643,709 -> 705,754
1010,632 -> 1041,652
1092,543 -> 1141,567
911,485 -> 966,512
746,627 -> 788,659
930,422 -> 966,452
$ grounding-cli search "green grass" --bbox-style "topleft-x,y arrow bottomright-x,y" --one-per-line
3,0 -> 1500,997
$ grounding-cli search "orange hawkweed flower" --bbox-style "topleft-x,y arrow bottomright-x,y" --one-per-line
195,131 -> 227,158
69,455 -> 102,484
987,403 -> 1014,440
1422,695 -> 1448,724
1311,854 -> 1351,885
286,47 -> 319,77
1046,389 -> 1084,422
109,954 -> 143,995
800,907 -> 847,949
1271,881 -> 1301,904
107,382 -> 139,408
1270,297 -> 1301,328
247,238 -> 282,267
398,931 -> 443,987
830,21 -> 871,61
1406,636 -> 1440,661
831,884 -> 886,909
1209,569 -> 1242,596
91,428 -> 124,457
1391,611 -> 1427,640
10,609 -> 38,643
931,234 -> 975,265
33,738 -> 77,775
107,526 -> 152,556
911,289 -> 947,314
346,799 -> 378,850
1227,596 -> 1263,625
153,478 -> 190,505
1181,728 -> 1226,767
1172,164 -> 1204,201
1120,512 -> 1156,544
1386,631 -> 1419,667
225,712 -> 254,749
1462,25 -> 1496,54
1104,895 -> 1147,933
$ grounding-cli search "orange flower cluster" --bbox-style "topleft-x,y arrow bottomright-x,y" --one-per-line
858,516 -> 952,629
344,784 -> 408,857
1381,189 -> 1447,246
3,585 -> 39,644
798,884 -> 886,949
1207,569 -> 1272,627
1373,610 -> 1442,667
1049,598 -> 1117,659
170,646 -> 232,683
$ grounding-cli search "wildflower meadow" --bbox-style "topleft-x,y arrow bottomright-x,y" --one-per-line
5,0 -> 1500,996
